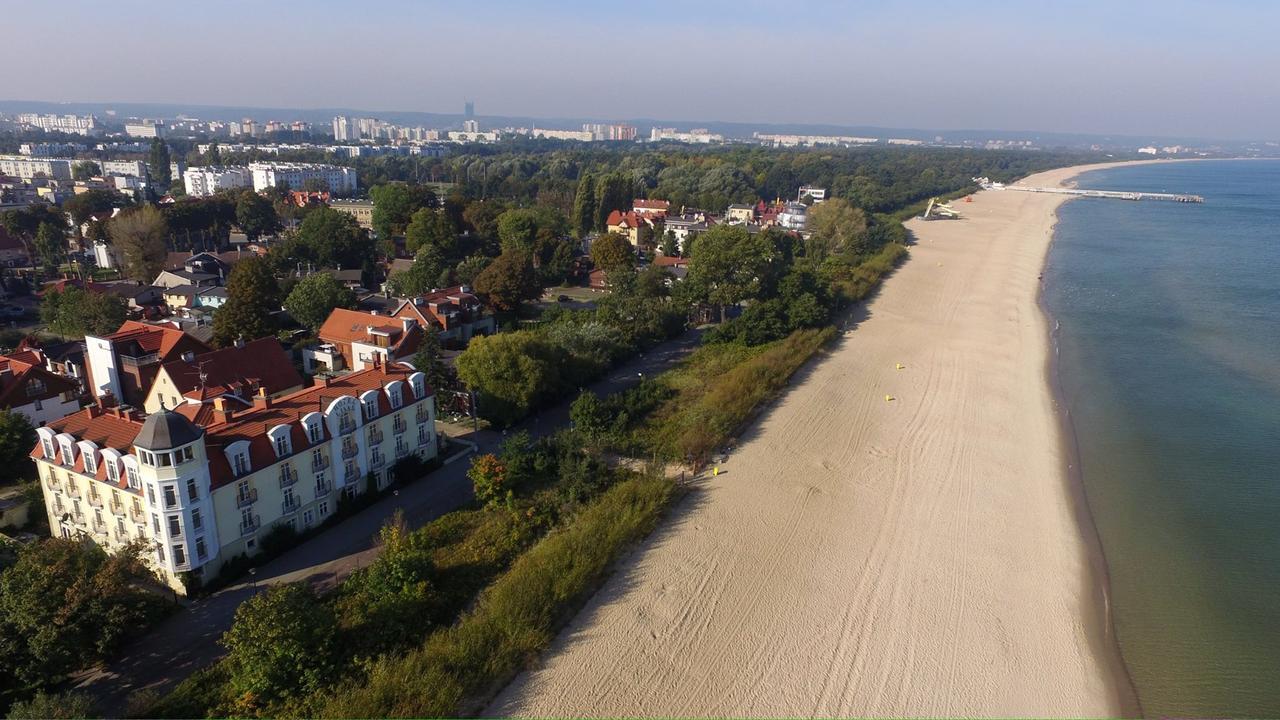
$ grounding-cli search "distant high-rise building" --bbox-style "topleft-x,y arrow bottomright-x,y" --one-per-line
464,101 -> 474,119
462,119 -> 480,133
332,116 -> 356,141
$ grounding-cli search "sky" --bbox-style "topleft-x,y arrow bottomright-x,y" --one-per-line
5,0 -> 1278,140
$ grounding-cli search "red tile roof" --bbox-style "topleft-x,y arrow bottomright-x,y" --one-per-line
160,337 -> 303,402
0,352 -> 78,410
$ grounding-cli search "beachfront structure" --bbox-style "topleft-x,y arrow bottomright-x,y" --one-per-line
31,361 -> 439,591
183,166 -> 252,197
249,162 -> 357,195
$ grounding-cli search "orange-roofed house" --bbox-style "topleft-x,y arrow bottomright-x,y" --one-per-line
387,285 -> 495,349
143,336 -> 305,414
606,209 -> 663,248
632,198 -> 671,218
0,350 -> 80,426
31,361 -> 438,592
309,308 -> 425,374
83,321 -> 213,408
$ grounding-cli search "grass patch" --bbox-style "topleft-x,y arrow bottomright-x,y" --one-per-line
317,472 -> 678,718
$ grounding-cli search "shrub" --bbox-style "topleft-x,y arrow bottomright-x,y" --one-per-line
5,690 -> 94,719
256,523 -> 298,558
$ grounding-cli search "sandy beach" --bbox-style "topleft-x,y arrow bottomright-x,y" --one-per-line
487,164 -> 1139,718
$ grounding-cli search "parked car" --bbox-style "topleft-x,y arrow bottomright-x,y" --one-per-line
557,294 -> 571,302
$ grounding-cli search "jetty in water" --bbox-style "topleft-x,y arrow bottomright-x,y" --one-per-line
974,178 -> 1203,203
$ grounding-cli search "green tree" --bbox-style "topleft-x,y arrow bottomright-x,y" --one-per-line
207,141 -> 221,165
572,172 -> 595,238
221,583 -> 337,712
39,287 -> 127,338
2,205 -> 67,264
0,410 -> 36,483
387,246 -> 446,297
569,390 -> 611,444
283,273 -> 356,331
212,256 -> 279,346
334,515 -> 438,658
403,207 -> 457,258
805,197 -> 869,259
496,208 -> 539,253
62,189 -> 119,228
108,205 -> 168,281
71,161 -> 101,182
466,453 -> 508,507
293,207 -> 371,270
369,183 -> 436,240
32,224 -> 63,273
687,225 -> 780,321
234,191 -> 281,242
590,232 -> 633,276
0,539 -> 165,690
5,690 -> 95,719
472,249 -> 540,312
455,331 -> 566,426
411,324 -> 451,392
594,173 -> 632,231
660,229 -> 680,257
148,138 -> 172,190
454,254 -> 491,286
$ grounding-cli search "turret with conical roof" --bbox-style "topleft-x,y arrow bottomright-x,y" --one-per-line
134,408 -> 204,451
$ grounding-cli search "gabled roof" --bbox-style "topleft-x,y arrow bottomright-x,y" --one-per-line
160,337 -> 302,401
0,352 -> 78,409
100,321 -> 212,360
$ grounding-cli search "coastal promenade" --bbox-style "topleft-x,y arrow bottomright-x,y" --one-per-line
488,165 -> 1138,717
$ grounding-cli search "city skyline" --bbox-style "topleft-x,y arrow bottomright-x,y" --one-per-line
3,0 -> 1278,141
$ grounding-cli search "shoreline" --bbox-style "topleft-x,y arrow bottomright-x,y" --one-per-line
487,162 -> 1158,718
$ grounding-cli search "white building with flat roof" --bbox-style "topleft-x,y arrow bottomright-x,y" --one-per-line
125,120 -> 166,139
0,154 -> 73,181
649,127 -> 724,144
183,166 -> 253,197
250,162 -> 357,195
18,113 -> 100,136
100,160 -> 148,178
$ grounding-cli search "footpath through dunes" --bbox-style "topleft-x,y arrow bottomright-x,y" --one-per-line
485,165 -> 1135,718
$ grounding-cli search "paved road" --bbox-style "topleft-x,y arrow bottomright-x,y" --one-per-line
73,328 -> 704,715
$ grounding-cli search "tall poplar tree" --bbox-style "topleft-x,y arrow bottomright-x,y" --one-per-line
148,138 -> 172,190
572,172 -> 595,238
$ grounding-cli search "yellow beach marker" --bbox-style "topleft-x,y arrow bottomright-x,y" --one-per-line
895,363 -> 905,370
885,395 -> 895,402
713,466 -> 719,477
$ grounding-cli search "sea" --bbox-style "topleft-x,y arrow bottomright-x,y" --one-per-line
1043,159 -> 1280,718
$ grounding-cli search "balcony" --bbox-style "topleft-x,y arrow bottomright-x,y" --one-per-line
87,493 -> 104,508
44,477 -> 58,491
281,497 -> 300,515
392,417 -> 406,435
396,445 -> 411,459
278,468 -> 298,489
367,428 -> 384,445
239,515 -> 260,537
416,407 -> 430,423
343,466 -> 359,483
128,505 -> 145,523
71,511 -> 85,524
370,454 -> 385,470
312,455 -> 330,472
65,484 -> 82,499
338,418 -> 356,435
119,352 -> 160,368
235,488 -> 258,509
341,443 -> 358,460
315,479 -> 331,497
109,499 -> 124,515
92,519 -> 108,536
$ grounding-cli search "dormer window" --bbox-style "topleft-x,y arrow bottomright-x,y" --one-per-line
308,422 -> 322,444
388,387 -> 401,408
275,435 -> 289,457
84,453 -> 97,474
126,464 -> 139,489
60,442 -> 75,466
233,453 -> 249,476
363,399 -> 377,420
42,437 -> 55,458
106,461 -> 119,483
412,378 -> 424,398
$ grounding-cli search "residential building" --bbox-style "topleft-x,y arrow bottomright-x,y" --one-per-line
584,123 -> 637,141
0,155 -> 73,181
125,120 -> 166,139
531,128 -> 594,142
606,209 -> 662,248
387,286 -> 496,348
153,269 -> 219,290
332,116 -> 357,142
462,119 -> 480,133
664,213 -> 714,252
446,130 -> 499,144
632,199 -> 670,217
0,227 -> 30,267
0,350 -> 80,426
143,337 -> 303,414
17,113 -> 100,136
329,199 -> 375,230
32,361 -> 439,592
725,204 -> 755,224
798,185 -> 827,203
19,142 -> 87,156
777,202 -> 808,231
100,160 -> 149,178
649,128 -> 724,144
308,309 -> 424,373
83,321 -> 212,408
182,166 -> 252,197
249,163 -> 357,195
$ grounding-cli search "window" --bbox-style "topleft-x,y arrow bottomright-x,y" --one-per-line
60,442 -> 74,465
139,450 -> 152,466
418,424 -> 429,445
191,507 -> 202,530
319,501 -> 329,516
195,537 -> 207,560
132,497 -> 141,515
186,478 -> 198,501
167,515 -> 181,537
274,434 -> 289,457
162,485 -> 177,509
84,452 -> 96,474
172,544 -> 186,566
233,453 -> 249,475
312,449 -> 323,468
179,446 -> 194,464
156,546 -> 165,564
303,509 -> 314,528
308,422 -> 322,443
116,517 -> 126,535
388,387 -> 401,408
146,485 -> 156,505
151,513 -> 160,534
363,401 -> 376,420
106,461 -> 119,483
157,452 -> 172,468
126,465 -> 140,489
42,438 -> 54,458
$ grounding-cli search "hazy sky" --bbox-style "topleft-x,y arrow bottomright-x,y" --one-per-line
6,0 -> 1277,139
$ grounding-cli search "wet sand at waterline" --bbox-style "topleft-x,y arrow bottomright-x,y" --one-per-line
487,165 -> 1140,718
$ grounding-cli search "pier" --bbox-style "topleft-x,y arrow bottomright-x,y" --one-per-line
977,180 -> 1203,203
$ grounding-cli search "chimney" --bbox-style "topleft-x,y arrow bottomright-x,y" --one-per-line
213,396 -> 235,422
97,391 -> 118,410
313,375 -> 331,388
253,386 -> 272,410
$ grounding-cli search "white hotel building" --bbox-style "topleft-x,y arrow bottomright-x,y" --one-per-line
31,362 -> 438,592
250,162 -> 357,195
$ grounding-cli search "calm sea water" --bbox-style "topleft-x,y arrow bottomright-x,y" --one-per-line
1044,160 -> 1280,717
